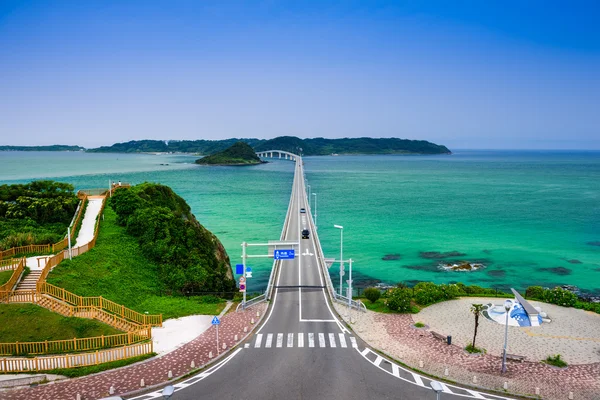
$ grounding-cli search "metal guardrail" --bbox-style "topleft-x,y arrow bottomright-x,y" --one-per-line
236,293 -> 266,312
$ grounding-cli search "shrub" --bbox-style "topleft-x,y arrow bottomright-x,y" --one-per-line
465,343 -> 484,354
363,287 -> 381,303
385,288 -> 412,312
413,322 -> 425,328
525,286 -> 545,300
412,282 -> 460,306
543,287 -> 577,307
544,354 -> 567,368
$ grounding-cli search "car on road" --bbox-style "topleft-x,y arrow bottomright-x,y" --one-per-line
300,208 -> 306,213
302,229 -> 310,239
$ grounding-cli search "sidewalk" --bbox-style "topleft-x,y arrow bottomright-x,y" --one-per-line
0,303 -> 266,400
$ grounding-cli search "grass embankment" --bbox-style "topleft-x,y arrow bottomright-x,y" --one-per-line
47,207 -> 226,319
0,303 -> 121,343
0,270 -> 14,286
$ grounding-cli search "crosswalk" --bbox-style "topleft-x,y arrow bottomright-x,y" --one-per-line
248,332 -> 358,350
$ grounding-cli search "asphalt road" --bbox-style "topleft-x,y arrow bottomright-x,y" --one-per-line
131,155 -> 512,400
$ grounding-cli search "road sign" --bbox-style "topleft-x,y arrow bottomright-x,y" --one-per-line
245,271 -> 253,278
239,276 -> 246,284
239,283 -> 246,292
211,316 -> 220,325
246,267 -> 252,272
235,264 -> 243,274
274,249 -> 295,260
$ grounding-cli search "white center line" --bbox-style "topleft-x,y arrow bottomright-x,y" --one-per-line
318,333 -> 326,348
276,333 -> 283,348
338,333 -> 347,348
308,333 -> 315,347
265,334 -> 273,348
287,333 -> 294,347
350,337 -> 358,348
254,334 -> 263,348
298,332 -> 304,348
328,333 -> 336,348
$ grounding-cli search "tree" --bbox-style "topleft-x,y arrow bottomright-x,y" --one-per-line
470,304 -> 485,349
363,287 -> 381,303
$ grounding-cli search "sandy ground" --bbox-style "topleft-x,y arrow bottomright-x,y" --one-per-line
74,198 -> 103,248
25,255 -> 49,271
152,302 -> 234,355
415,297 -> 600,364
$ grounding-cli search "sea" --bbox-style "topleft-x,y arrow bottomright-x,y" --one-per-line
1,150 -> 599,295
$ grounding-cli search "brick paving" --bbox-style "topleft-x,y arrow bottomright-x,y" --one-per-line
0,303 -> 266,400
339,303 -> 600,400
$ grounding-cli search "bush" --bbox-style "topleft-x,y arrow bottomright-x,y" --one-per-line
363,287 -> 381,303
412,282 -> 460,306
385,288 -> 412,312
465,344 -> 484,354
525,286 -> 545,300
544,354 -> 567,368
543,287 -> 577,307
413,322 -> 425,328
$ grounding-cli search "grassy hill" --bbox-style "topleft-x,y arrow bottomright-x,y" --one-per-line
195,141 -> 263,165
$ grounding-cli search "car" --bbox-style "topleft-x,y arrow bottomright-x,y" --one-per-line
300,208 -> 306,213
301,229 -> 310,239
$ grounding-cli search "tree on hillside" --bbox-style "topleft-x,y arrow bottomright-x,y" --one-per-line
470,304 -> 485,349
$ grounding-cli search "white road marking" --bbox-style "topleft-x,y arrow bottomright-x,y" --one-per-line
298,332 -> 304,348
254,334 -> 263,348
412,373 -> 425,387
328,333 -> 336,347
287,333 -> 294,347
338,333 -> 347,348
391,364 -> 400,377
308,333 -> 315,347
265,333 -> 273,348
350,337 -> 358,348
360,348 -> 370,356
466,390 -> 486,399
440,382 -> 454,394
244,343 -> 249,348
318,333 -> 326,347
300,319 -> 337,322
276,333 -> 283,348
374,356 -> 383,367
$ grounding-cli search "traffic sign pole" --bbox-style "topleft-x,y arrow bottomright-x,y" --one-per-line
216,324 -> 219,354
242,241 -> 247,310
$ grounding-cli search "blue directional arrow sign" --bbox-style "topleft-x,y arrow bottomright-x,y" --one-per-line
274,249 -> 295,260
211,316 -> 220,325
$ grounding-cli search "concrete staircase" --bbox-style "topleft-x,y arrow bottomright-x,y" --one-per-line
14,270 -> 42,292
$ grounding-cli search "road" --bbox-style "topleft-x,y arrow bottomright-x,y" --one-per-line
131,156 -> 512,400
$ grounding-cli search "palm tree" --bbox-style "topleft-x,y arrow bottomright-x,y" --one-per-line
470,304 -> 485,349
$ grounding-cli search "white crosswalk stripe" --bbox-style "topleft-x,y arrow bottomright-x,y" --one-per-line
350,337 -> 358,348
251,333 -> 357,350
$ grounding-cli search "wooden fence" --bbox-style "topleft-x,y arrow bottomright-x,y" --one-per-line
0,341 -> 153,373
0,327 -> 151,356
0,259 -> 19,272
0,258 -> 24,292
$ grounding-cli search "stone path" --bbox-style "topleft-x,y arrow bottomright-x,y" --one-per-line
0,303 -> 266,400
336,301 -> 600,400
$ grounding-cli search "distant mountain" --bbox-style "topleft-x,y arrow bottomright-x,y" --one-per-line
87,136 -> 451,155
0,145 -> 84,152
195,142 -> 263,165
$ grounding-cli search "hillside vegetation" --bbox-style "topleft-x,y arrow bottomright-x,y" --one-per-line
0,181 -> 78,250
0,145 -> 84,152
195,141 -> 263,165
86,136 -> 451,155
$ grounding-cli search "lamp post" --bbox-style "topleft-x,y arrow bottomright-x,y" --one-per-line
501,299 -> 512,373
430,381 -> 443,400
334,225 -> 343,296
312,193 -> 317,228
307,184 -> 311,201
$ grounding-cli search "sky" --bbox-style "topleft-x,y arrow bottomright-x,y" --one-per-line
0,1 -> 599,150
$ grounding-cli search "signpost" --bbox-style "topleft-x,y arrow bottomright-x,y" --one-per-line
235,264 -> 244,275
274,249 -> 295,260
245,267 -> 252,278
212,316 -> 220,354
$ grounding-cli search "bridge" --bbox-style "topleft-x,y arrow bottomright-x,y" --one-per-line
256,149 -> 299,161
133,153 -> 514,400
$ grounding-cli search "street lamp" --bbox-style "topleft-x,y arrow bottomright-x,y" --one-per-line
162,385 -> 175,399
501,299 -> 513,373
307,184 -> 311,200
430,381 -> 443,400
334,225 -> 343,296
312,193 -> 317,228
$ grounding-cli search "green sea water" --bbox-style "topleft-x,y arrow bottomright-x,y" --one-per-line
1,150 -> 598,294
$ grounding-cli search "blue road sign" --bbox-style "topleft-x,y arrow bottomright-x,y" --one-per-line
236,264 -> 243,274
211,316 -> 220,325
274,249 -> 295,260
246,267 -> 252,272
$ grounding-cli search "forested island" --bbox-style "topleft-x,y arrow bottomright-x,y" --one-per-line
0,145 -> 84,152
86,136 -> 451,155
195,142 -> 264,166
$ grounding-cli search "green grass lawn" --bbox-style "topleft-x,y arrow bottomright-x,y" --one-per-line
47,207 -> 226,319
0,303 -> 121,343
0,270 -> 14,286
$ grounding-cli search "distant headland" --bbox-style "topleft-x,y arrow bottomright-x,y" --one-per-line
2,136 -> 452,155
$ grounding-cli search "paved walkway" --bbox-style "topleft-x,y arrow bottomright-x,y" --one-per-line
0,303 -> 267,400
336,300 -> 600,400
74,197 -> 103,248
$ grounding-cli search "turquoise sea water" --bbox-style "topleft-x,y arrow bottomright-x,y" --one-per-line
1,150 -> 599,294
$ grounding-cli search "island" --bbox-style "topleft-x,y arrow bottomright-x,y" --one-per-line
195,141 -> 265,166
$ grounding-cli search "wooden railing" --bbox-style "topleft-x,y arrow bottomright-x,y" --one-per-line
0,341 -> 153,372
0,258 -> 25,292
0,327 -> 151,356
0,259 -> 19,272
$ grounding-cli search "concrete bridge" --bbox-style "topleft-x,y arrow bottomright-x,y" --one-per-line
256,149 -> 299,161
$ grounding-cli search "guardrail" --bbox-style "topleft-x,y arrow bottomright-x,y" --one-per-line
0,341 -> 153,373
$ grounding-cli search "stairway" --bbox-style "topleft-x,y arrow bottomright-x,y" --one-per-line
14,270 -> 42,292
37,295 -> 74,317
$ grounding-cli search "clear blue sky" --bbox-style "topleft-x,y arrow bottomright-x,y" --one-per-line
1,1 -> 598,149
